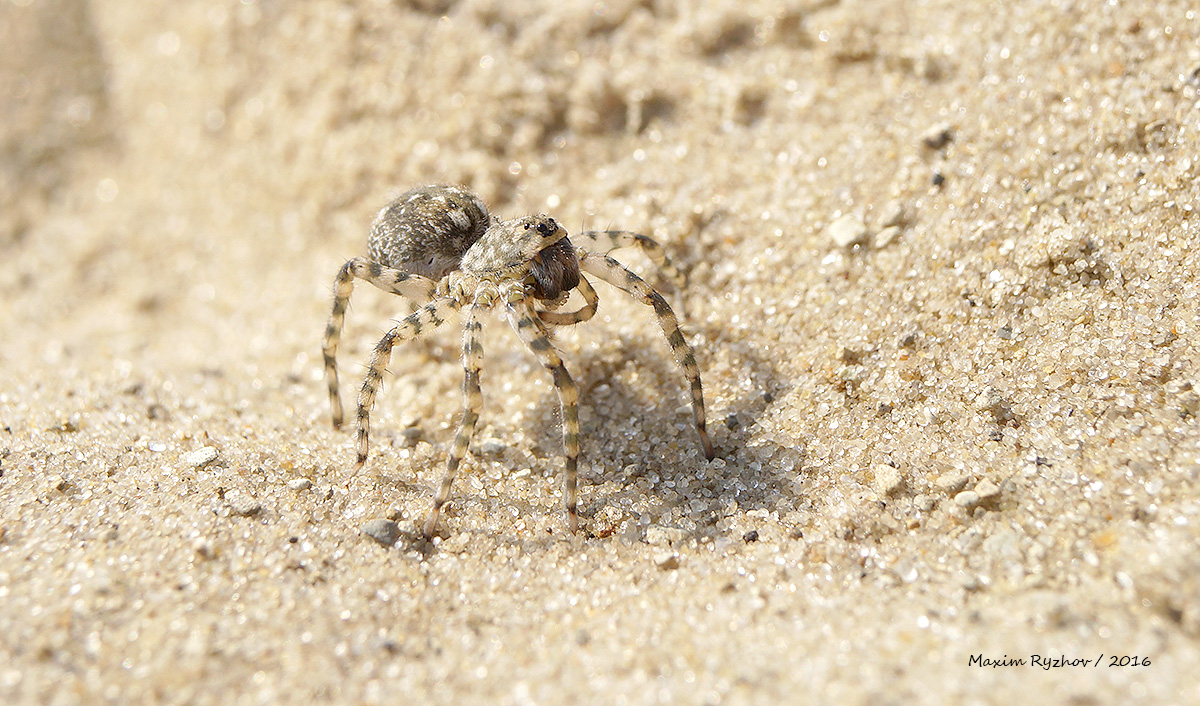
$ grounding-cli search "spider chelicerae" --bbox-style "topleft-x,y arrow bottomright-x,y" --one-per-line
322,184 -> 715,537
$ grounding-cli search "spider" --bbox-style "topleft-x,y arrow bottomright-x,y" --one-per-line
322,184 -> 715,537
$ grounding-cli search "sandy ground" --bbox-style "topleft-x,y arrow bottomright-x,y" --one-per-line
2,0 -> 1200,704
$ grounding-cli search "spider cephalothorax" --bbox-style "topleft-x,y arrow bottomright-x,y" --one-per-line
322,184 -> 715,537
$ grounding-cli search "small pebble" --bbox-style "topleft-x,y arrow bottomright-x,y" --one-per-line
982,389 -> 1016,424
922,122 -> 953,149
288,478 -> 312,491
936,474 -> 970,494
975,478 -> 1001,500
182,446 -> 219,469
877,200 -> 906,229
644,526 -> 685,547
644,526 -> 670,547
50,418 -> 80,433
655,551 -> 681,570
743,530 -> 759,543
361,518 -> 402,547
826,213 -> 868,247
476,438 -> 507,455
226,493 -> 262,517
873,464 -> 904,496
1180,390 -> 1200,416
954,490 -> 981,508
874,226 -> 901,248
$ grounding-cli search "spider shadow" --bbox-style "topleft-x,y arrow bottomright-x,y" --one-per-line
358,279 -> 802,548
513,325 -> 802,541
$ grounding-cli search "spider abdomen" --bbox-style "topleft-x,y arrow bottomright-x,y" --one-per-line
366,184 -> 491,280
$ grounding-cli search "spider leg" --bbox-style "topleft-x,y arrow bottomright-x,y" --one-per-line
579,252 -> 715,461
355,295 -> 460,470
507,295 -> 582,533
575,230 -> 685,289
537,272 -> 599,326
424,304 -> 484,537
323,257 -> 439,428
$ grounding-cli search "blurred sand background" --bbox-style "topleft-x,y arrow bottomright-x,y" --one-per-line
2,0 -> 1199,703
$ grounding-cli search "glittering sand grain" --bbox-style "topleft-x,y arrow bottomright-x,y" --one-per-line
2,1 -> 1199,704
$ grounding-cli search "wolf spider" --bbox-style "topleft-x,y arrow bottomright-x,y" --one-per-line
322,185 -> 715,537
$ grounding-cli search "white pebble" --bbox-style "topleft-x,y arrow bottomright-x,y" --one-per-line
654,552 -> 681,570
645,526 -> 685,547
226,493 -> 261,517
874,226 -> 901,248
936,474 -> 970,494
182,446 -> 219,468
877,200 -> 906,229
975,479 -> 1001,500
954,490 -> 981,508
872,464 -> 904,496
826,213 -> 868,247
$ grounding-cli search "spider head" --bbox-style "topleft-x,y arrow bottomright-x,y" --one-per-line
518,216 -> 567,256
460,214 -> 573,283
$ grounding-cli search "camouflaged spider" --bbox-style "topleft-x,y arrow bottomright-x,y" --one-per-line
322,184 -> 715,537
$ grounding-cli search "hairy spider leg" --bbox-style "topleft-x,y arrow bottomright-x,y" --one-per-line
424,303 -> 486,537
579,251 -> 715,460
323,257 -> 439,427
507,295 -> 582,532
354,295 -> 461,470
576,230 -> 685,289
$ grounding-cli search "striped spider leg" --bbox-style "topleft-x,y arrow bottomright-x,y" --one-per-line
577,250 -> 715,461
322,259 -> 438,428
353,293 -> 463,471
322,184 -> 716,537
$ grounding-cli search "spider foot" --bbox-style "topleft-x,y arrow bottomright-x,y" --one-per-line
700,430 -> 715,461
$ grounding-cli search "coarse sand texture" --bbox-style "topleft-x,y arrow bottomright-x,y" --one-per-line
1,1 -> 1198,704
